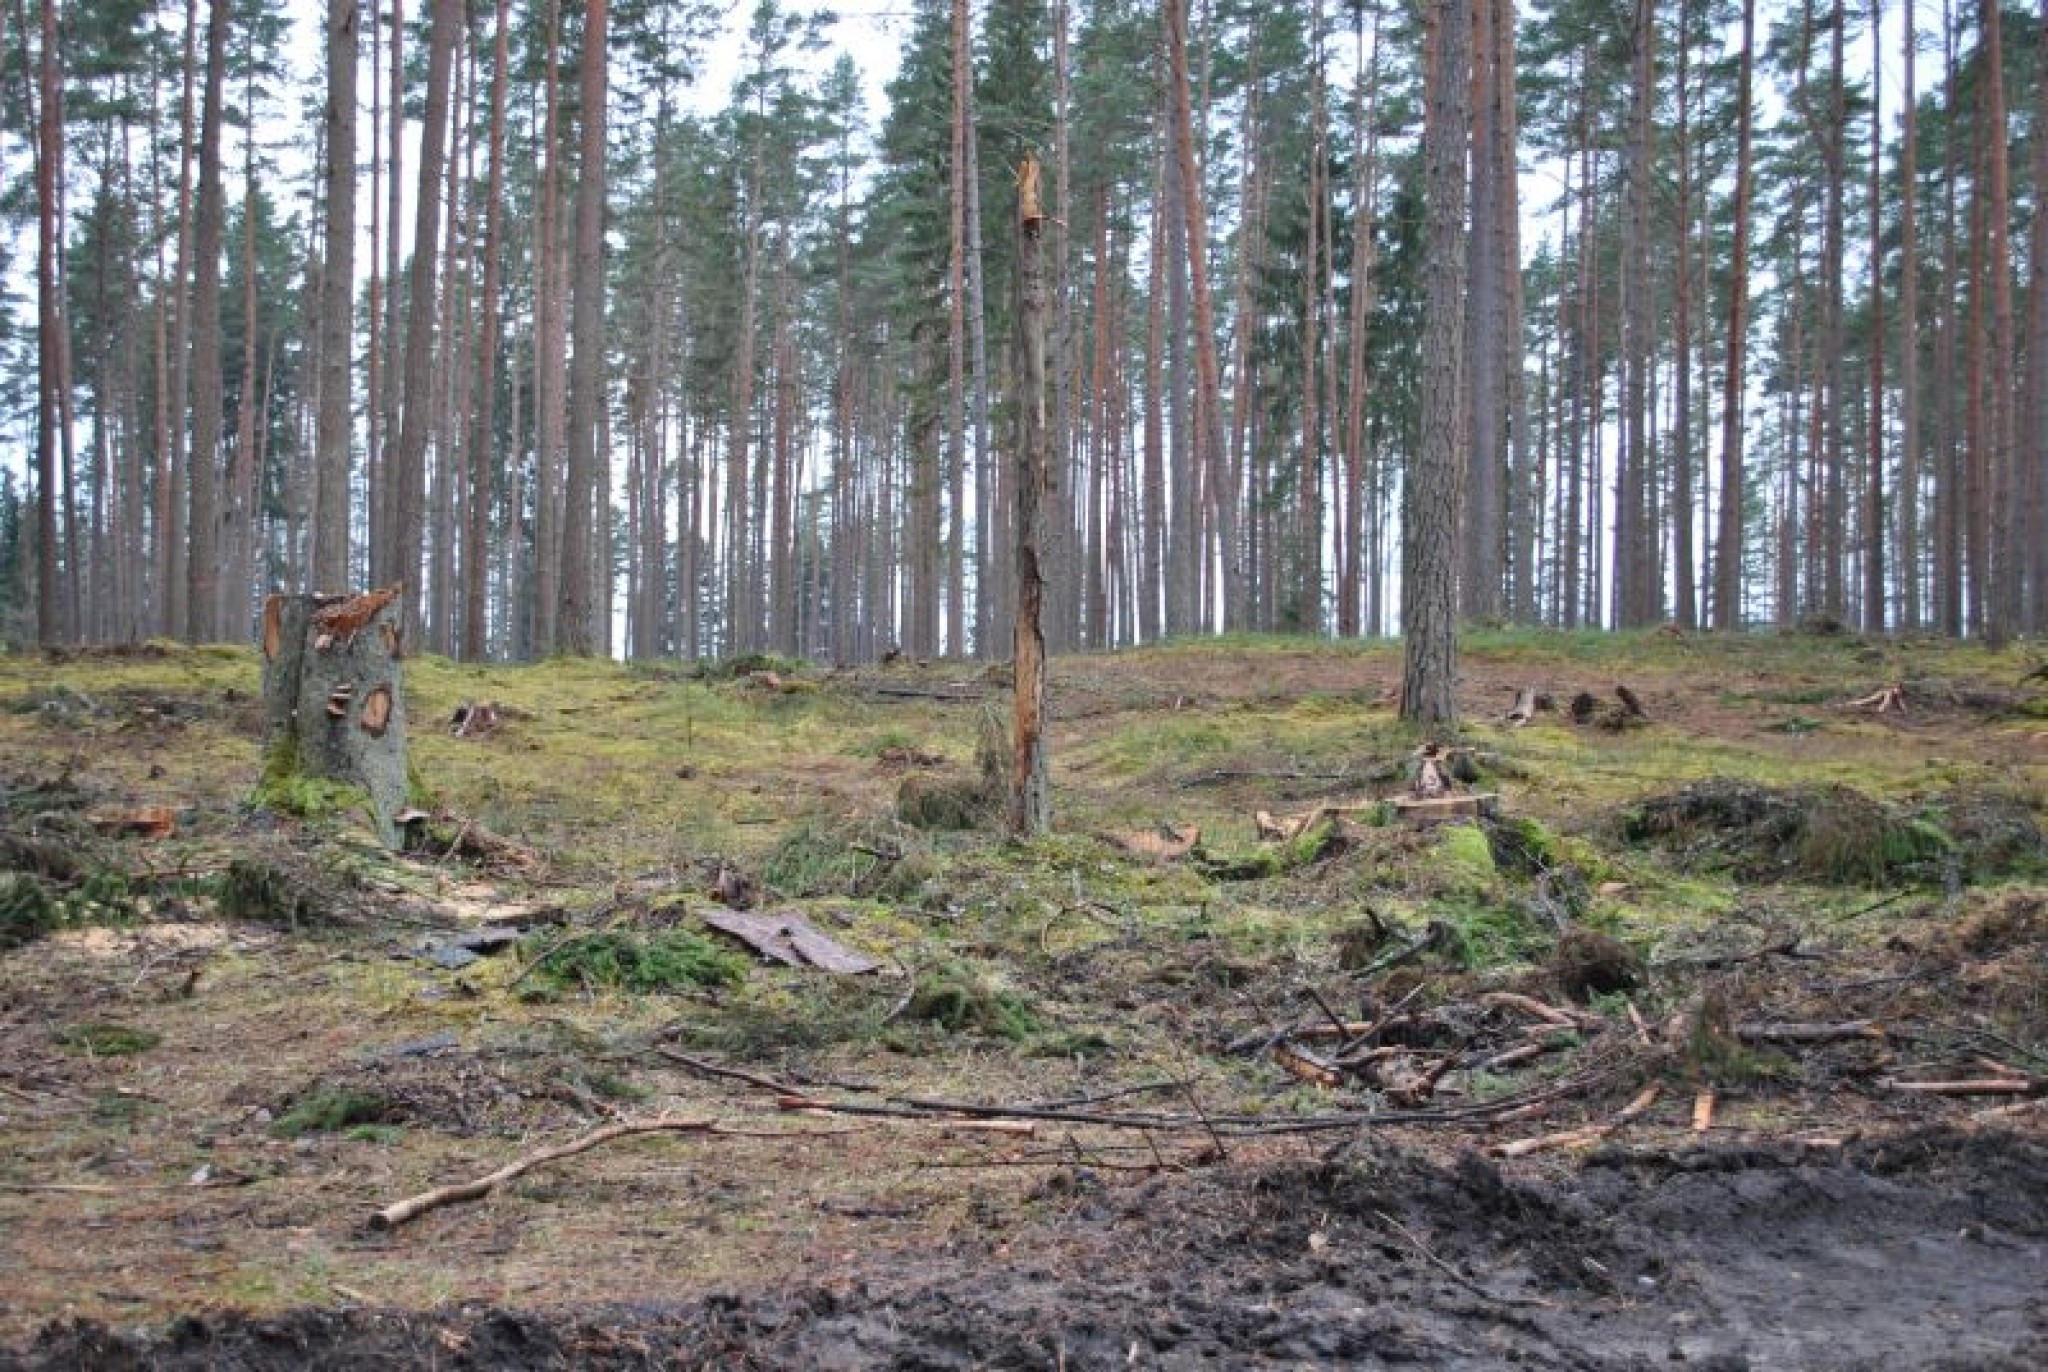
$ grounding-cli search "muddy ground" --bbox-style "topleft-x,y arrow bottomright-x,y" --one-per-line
3,633 -> 2046,1368
14,1128 -> 2045,1369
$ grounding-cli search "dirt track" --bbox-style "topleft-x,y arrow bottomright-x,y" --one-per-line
13,1126 -> 2043,1370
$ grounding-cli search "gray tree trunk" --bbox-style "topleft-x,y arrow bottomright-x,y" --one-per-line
262,587 -> 410,848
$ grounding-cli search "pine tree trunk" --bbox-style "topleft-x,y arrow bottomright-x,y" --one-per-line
184,0 -> 229,643
1899,0 -> 1922,630
1863,0 -> 1887,632
1162,0 -> 1226,641
1713,0 -> 1755,631
314,0 -> 356,594
1011,154 -> 1050,837
559,0 -> 607,655
34,0 -> 62,645
1402,0 -> 1470,727
463,0 -> 509,660
1982,0 -> 2019,644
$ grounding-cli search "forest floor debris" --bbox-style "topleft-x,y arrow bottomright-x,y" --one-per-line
2,630 -> 2046,1367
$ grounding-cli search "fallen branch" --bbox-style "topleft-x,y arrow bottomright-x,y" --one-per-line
1736,1020 -> 1886,1045
1479,991 -> 1587,1028
1885,1077 -> 2044,1097
1691,1090 -> 1717,1132
370,1116 -> 719,1230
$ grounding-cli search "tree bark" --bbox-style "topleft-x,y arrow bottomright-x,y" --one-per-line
1713,0 -> 1756,631
1401,0 -> 1470,727
34,0 -> 62,644
1012,153 -> 1050,838
262,586 -> 410,848
559,0 -> 607,655
184,0 -> 229,642
313,0 -> 357,594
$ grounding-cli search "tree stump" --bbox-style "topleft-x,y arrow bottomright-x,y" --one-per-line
260,586 -> 411,847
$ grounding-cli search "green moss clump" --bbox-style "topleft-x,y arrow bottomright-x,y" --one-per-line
1195,819 -> 1344,880
272,1086 -> 399,1138
520,928 -> 749,999
0,873 -> 59,950
55,1022 -> 161,1056
1434,823 -> 1498,894
905,961 -> 1041,1040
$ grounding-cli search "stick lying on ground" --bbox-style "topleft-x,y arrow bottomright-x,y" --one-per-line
371,1116 -> 719,1230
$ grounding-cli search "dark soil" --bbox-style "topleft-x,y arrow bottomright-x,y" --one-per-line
14,1126 -> 2043,1371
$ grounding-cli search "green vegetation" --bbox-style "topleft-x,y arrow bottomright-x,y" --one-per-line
904,960 -> 1041,1040
54,1023 -> 161,1056
271,1086 -> 399,1138
518,928 -> 750,999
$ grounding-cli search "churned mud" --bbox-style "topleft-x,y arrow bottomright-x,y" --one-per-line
13,1127 -> 2043,1370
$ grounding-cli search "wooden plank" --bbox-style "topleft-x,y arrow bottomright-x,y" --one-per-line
700,909 -> 882,975
1388,793 -> 1500,825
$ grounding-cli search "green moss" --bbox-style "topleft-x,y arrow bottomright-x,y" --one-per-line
1434,823 -> 1498,894
0,873 -> 59,950
905,960 -> 1041,1040
216,859 -> 333,928
518,927 -> 749,999
272,1086 -> 398,1137
55,1022 -> 161,1056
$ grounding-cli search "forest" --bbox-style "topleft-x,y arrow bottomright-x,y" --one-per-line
5,2 -> 2048,1369
5,0 -> 2048,660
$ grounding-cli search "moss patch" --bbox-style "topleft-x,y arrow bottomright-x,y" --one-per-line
519,928 -> 749,999
55,1022 -> 161,1057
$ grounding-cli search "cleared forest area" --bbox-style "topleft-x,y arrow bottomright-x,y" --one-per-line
0,629 -> 2044,1367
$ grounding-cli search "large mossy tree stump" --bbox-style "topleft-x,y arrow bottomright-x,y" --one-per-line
261,586 -> 410,847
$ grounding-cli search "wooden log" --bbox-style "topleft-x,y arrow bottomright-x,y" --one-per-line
1504,687 -> 1540,727
1691,1090 -> 1716,1132
1010,152 -> 1050,837
1736,1020 -> 1885,1044
1389,793 -> 1500,825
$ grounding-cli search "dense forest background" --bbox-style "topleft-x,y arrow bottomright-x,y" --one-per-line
1,0 -> 2043,660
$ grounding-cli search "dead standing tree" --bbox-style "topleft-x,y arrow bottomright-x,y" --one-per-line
261,586 -> 411,848
1011,153 -> 1051,837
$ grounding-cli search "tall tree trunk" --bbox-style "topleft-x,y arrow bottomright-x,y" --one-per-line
1713,0 -> 1755,630
1162,0 -> 1225,641
1296,0 -> 1326,633
559,0 -> 607,655
1463,0 -> 1502,623
389,0 -> 459,635
314,0 -> 357,593
184,0 -> 229,642
463,0 -> 509,660
1615,0 -> 1654,628
1402,0 -> 1470,726
531,0 -> 564,654
1671,0 -> 1697,630
1862,0 -> 1886,632
1898,0 -> 1922,630
1982,0 -> 2017,643
1339,9 -> 1380,639
34,0 -> 61,644
1011,153 -> 1050,837
2026,0 -> 2048,630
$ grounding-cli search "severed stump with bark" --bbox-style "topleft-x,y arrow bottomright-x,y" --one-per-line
261,586 -> 411,848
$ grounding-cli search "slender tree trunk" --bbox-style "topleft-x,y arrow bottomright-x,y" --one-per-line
1713,0 -> 1755,630
559,0 -> 607,655
184,0 -> 229,642
388,0 -> 460,635
1162,0 -> 1226,642
34,0 -> 61,644
1897,0 -> 1922,629
314,0 -> 357,593
1616,0 -> 1654,628
1671,0 -> 1697,630
1402,0 -> 1470,726
462,0 -> 509,660
1862,0 -> 1886,632
2026,0 -> 2048,630
1463,0 -> 1501,623
1011,153 -> 1049,837
1982,0 -> 2017,643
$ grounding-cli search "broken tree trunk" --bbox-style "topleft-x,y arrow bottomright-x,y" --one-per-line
261,586 -> 411,847
1010,151 -> 1050,837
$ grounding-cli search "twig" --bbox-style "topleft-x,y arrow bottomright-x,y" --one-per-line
370,1116 -> 720,1229
1884,1077 -> 2043,1097
650,1046 -> 800,1095
1828,891 -> 1909,925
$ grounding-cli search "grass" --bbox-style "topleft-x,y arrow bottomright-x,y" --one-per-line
271,1086 -> 398,1138
55,1023 -> 161,1057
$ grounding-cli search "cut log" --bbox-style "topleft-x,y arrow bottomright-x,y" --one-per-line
261,587 -> 411,848
1504,687 -> 1540,727
1389,793 -> 1499,825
